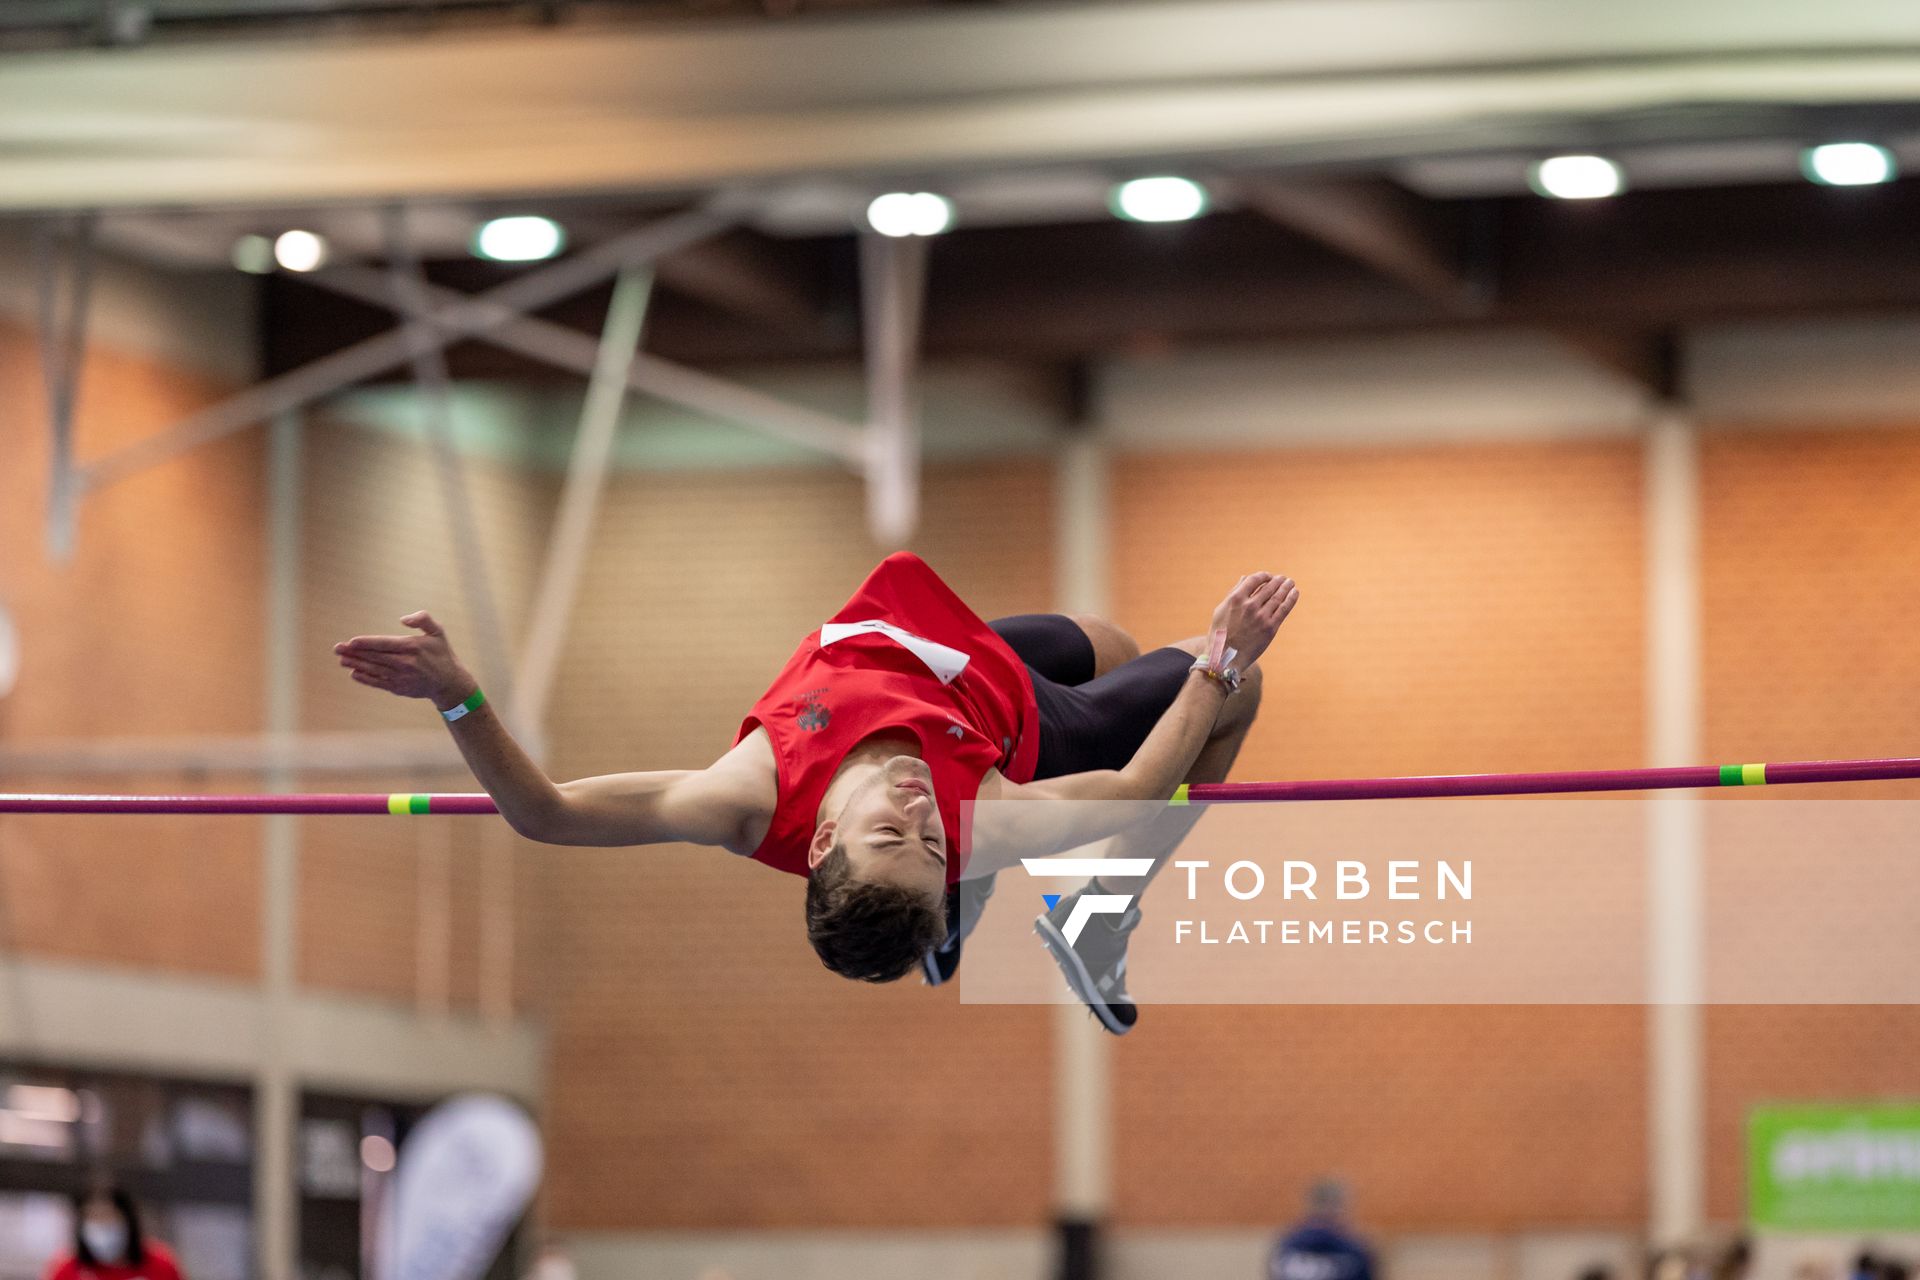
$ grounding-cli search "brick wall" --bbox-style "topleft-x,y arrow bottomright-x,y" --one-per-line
1698,427 -> 1920,1223
0,317 -> 265,979
294,418 -> 554,1010
1108,441 -> 1649,1230
15,311 -> 1920,1243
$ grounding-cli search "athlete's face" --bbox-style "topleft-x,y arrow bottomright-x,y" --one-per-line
813,754 -> 948,900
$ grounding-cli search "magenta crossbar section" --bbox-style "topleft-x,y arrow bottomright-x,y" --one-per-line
3,757 -> 1920,814
0,794 -> 501,815
1184,757 -> 1920,803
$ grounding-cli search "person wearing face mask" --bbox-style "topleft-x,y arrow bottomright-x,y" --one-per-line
43,1185 -> 183,1280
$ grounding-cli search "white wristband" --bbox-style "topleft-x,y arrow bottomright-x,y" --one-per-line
442,688 -> 486,722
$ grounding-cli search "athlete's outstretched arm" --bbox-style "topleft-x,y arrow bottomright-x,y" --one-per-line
334,612 -> 756,848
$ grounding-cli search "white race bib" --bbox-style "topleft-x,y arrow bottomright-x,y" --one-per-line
820,619 -> 972,685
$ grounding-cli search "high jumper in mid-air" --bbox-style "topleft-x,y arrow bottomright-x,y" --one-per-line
335,552 -> 1297,1035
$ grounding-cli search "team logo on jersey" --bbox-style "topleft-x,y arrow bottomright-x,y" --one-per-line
796,687 -> 831,731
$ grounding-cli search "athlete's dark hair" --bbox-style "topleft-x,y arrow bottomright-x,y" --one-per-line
805,841 -> 948,983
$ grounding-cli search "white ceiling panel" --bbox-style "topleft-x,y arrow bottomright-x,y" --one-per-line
3,0 -> 1920,209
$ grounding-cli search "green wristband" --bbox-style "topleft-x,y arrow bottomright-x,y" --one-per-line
441,687 -> 486,723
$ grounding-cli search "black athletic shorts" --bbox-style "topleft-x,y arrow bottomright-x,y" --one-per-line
988,614 -> 1193,781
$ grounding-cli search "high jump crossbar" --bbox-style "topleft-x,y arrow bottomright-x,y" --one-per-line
3,755 -> 1919,814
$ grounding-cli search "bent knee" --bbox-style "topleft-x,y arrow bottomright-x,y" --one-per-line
1070,614 -> 1141,674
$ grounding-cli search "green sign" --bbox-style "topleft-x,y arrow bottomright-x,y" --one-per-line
1750,1104 -> 1920,1231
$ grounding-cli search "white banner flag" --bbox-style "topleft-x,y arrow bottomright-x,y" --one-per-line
376,1094 -> 543,1280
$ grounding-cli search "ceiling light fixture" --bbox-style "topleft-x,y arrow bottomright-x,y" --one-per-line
1803,142 -> 1896,187
473,215 -> 567,262
1112,176 -> 1209,223
1529,155 -> 1624,200
273,229 -> 328,273
866,192 -> 953,238
231,235 -> 274,275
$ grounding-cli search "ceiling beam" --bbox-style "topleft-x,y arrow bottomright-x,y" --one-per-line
652,231 -> 831,337
262,184 -> 1920,371
1232,175 -> 1485,314
1551,329 -> 1684,403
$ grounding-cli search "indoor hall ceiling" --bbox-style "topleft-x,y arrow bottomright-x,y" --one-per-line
13,0 -> 1920,404
248,175 -> 1920,404
5,0 -> 1920,209
0,0 -> 1015,52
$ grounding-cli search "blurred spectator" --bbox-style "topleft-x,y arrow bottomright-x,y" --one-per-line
1267,1180 -> 1374,1280
522,1242 -> 576,1280
42,1184 -> 182,1280
1575,1265 -> 1614,1280
1879,1257 -> 1911,1280
1792,1255 -> 1838,1280
1714,1237 -> 1754,1280
1648,1248 -> 1693,1280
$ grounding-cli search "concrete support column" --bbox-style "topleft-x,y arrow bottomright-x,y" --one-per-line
257,411 -> 303,1280
1052,433 -> 1115,1228
1054,984 -> 1113,1223
1643,410 -> 1705,1245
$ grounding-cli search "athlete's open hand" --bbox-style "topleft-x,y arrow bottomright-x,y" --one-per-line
1209,572 -> 1299,671
334,612 -> 476,712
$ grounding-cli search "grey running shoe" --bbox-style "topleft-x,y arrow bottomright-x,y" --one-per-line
922,873 -> 998,987
1035,887 -> 1140,1035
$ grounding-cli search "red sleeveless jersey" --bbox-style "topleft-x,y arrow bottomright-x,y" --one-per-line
736,552 -> 1040,882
